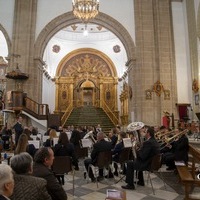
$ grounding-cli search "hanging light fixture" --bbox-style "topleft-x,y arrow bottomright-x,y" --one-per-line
72,0 -> 100,23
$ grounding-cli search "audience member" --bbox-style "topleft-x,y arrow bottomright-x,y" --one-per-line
33,147 -> 67,200
0,164 -> 14,200
14,134 -> 36,157
54,132 -> 79,184
44,129 -> 58,147
10,152 -> 52,200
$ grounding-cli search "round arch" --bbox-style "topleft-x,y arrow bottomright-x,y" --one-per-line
34,11 -> 136,63
56,48 -> 118,78
0,24 -> 11,55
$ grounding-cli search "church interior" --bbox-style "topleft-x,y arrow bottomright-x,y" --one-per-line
0,0 -> 200,200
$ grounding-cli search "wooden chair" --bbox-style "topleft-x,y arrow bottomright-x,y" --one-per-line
113,147 -> 131,183
52,156 -> 75,195
88,151 -> 114,188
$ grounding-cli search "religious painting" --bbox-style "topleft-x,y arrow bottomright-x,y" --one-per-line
153,81 -> 164,96
164,90 -> 170,100
195,94 -> 199,105
145,89 -> 152,100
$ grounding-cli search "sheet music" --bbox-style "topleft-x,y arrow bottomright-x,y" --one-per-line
81,139 -> 92,148
28,140 -> 40,149
122,138 -> 132,148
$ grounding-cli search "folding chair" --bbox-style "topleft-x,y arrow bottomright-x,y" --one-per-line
88,151 -> 114,188
52,156 -> 75,195
113,147 -> 131,183
140,154 -> 166,195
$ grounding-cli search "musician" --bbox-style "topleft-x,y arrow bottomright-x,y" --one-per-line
121,127 -> 160,190
84,132 -> 112,182
112,131 -> 127,176
108,128 -> 119,148
163,128 -> 189,170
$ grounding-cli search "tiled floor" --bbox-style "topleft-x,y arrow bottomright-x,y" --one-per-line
62,159 -> 187,200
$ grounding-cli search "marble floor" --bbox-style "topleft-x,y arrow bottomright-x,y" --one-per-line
61,159 -> 189,200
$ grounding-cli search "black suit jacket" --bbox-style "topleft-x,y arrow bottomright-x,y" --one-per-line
33,163 -> 67,200
136,137 -> 160,170
0,195 -> 9,200
13,122 -> 23,143
91,139 -> 112,164
112,141 -> 124,162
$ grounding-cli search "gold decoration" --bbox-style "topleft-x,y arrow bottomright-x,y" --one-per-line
145,89 -> 152,100
164,90 -> 170,100
192,79 -> 199,93
153,81 -> 164,97
72,0 -> 99,23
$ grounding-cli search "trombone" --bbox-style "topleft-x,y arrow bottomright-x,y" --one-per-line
160,129 -> 188,149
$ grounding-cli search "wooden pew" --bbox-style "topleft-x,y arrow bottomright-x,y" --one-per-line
176,144 -> 200,200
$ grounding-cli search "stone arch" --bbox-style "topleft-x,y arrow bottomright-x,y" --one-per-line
0,24 -> 11,55
34,11 -> 136,63
56,48 -> 118,78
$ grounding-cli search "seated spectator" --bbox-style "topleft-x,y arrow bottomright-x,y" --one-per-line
44,129 -> 58,147
0,164 -> 14,200
14,133 -> 36,157
23,128 -> 33,140
54,132 -> 79,184
10,152 -> 51,200
33,147 -> 67,200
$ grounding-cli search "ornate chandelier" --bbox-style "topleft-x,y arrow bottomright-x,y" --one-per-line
72,0 -> 99,23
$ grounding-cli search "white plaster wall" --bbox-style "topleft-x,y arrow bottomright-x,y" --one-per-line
43,32 -> 127,78
0,31 -> 8,57
42,75 -> 55,113
0,0 -> 14,40
172,2 -> 192,104
36,0 -> 135,42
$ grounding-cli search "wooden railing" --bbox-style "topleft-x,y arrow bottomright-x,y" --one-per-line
24,97 -> 49,120
101,100 -> 119,125
61,102 -> 73,126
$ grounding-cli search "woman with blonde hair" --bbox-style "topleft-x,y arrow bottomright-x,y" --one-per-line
44,129 -> 58,147
14,134 -> 36,157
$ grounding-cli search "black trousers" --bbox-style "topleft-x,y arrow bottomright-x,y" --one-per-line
125,160 -> 144,186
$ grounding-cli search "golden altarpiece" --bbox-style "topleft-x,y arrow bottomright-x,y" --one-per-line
54,48 -> 119,125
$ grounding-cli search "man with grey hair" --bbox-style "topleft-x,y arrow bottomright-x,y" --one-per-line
84,131 -> 112,182
0,164 -> 14,200
10,152 -> 52,200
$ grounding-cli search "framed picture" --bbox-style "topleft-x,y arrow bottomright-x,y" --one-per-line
164,90 -> 170,100
145,89 -> 152,100
195,94 -> 199,105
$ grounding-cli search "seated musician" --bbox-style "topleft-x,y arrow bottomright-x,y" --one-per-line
108,127 -> 119,148
112,131 -> 127,176
121,127 -> 160,190
163,128 -> 189,170
84,132 -> 112,182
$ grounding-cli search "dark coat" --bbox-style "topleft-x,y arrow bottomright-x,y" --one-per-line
112,141 -> 124,162
173,134 -> 189,162
70,130 -> 81,146
54,143 -> 78,167
13,122 -> 23,144
32,163 -> 67,200
135,137 -> 160,170
0,195 -> 8,200
10,174 -> 52,200
91,139 -> 112,164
